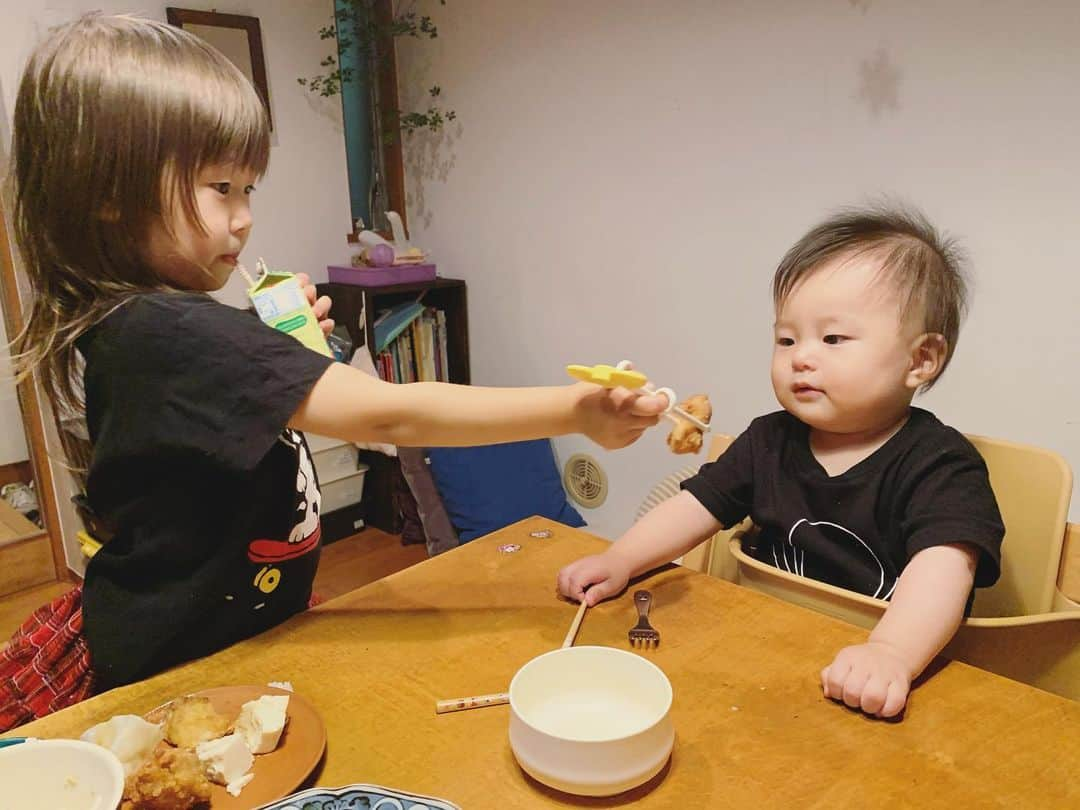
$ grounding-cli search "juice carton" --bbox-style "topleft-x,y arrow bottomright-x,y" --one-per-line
247,268 -> 332,357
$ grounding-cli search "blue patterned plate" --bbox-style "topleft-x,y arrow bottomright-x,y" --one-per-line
257,783 -> 461,810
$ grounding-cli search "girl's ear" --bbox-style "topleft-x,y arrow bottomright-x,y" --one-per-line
907,333 -> 946,390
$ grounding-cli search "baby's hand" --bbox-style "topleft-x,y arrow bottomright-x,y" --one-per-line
572,383 -> 666,450
821,641 -> 914,718
557,552 -> 632,606
296,272 -> 335,336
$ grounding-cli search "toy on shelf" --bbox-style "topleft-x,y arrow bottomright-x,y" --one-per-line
565,362 -> 713,455
352,212 -> 428,268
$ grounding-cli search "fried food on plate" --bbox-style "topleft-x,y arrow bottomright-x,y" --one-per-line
121,745 -> 212,810
163,696 -> 230,749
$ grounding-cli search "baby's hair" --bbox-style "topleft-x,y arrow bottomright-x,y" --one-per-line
772,202 -> 968,390
9,12 -> 270,422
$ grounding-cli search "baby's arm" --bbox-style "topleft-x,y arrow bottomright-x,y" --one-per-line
289,362 -> 667,450
821,542 -> 977,718
557,491 -> 722,605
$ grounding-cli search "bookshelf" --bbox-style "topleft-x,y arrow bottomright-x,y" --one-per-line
317,277 -> 470,533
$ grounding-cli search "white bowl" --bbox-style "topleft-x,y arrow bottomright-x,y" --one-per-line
508,645 -> 674,796
0,738 -> 125,809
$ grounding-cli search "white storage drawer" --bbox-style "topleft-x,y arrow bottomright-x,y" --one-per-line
305,432 -> 344,454
312,441 -> 360,484
320,465 -> 369,513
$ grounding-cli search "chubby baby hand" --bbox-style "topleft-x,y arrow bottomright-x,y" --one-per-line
295,272 -> 334,336
821,641 -> 914,719
556,552 -> 632,607
572,383 -> 666,450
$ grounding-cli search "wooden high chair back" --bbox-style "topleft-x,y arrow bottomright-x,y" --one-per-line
964,434 -> 1071,617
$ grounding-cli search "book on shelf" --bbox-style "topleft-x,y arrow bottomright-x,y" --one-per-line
374,306 -> 450,384
373,300 -> 425,353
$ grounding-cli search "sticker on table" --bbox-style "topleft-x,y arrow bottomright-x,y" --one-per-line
528,530 -> 553,539
498,543 -> 522,553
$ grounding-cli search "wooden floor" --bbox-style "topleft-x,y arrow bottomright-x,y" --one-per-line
0,528 -> 426,641
0,499 -> 40,543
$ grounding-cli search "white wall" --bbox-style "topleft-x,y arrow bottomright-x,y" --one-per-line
397,0 -> 1080,538
0,0 -> 354,569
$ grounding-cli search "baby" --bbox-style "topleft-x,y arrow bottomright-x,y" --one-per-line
558,204 -> 1004,718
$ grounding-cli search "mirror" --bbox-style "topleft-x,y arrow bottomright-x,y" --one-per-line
0,191 -> 65,587
166,7 -> 273,130
0,321 -> 41,542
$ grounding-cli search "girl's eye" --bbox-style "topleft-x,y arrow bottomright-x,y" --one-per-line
775,337 -> 794,347
210,182 -> 231,195
823,334 -> 848,345
244,184 -> 256,195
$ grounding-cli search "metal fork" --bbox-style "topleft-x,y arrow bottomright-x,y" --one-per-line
628,589 -> 660,648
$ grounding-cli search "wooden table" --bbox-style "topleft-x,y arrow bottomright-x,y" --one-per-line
11,518 -> 1080,807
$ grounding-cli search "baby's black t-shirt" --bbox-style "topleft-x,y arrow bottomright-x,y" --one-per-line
681,408 -> 1005,600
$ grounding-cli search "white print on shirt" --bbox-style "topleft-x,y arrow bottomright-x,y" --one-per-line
288,430 -> 321,545
776,518 -> 897,600
243,429 -> 323,568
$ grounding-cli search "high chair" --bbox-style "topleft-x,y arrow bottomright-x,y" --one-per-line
661,433 -> 1080,701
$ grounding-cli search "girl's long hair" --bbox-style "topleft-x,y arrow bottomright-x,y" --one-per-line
9,12 -> 269,468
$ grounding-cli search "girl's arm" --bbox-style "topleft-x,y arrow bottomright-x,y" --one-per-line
289,361 -> 667,450
557,491 -> 722,605
820,543 -> 977,718
295,273 -> 334,336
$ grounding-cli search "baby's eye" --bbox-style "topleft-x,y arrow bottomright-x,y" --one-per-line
823,334 -> 848,345
775,336 -> 794,347
244,184 -> 256,195
210,182 -> 231,195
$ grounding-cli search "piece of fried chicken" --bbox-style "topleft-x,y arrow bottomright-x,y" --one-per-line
163,695 -> 230,748
121,745 -> 212,810
666,394 -> 712,455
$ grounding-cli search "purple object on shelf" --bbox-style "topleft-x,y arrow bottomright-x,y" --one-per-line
327,263 -> 437,286
367,244 -> 395,267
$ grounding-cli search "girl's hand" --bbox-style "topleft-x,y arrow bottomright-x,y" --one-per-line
557,551 -> 633,606
296,272 -> 335,336
572,383 -> 666,450
821,641 -> 914,718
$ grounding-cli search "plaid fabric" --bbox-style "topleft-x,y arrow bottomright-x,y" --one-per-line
0,585 -> 97,732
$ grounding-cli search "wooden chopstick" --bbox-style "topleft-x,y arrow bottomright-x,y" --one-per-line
560,599 -> 588,649
435,600 -> 589,714
435,691 -> 508,714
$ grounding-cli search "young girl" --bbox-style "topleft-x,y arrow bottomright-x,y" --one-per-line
0,13 -> 665,731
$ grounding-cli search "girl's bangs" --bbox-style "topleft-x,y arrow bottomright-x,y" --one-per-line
188,65 -> 270,177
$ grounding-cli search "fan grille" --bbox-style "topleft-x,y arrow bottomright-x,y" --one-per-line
563,453 -> 608,508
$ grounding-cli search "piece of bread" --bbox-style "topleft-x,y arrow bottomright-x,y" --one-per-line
666,394 -> 712,455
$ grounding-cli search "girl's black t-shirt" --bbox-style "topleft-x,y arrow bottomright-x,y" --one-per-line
682,408 -> 1005,601
77,292 -> 335,688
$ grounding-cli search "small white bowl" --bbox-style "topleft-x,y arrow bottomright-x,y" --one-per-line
508,645 -> 674,796
0,738 -> 125,809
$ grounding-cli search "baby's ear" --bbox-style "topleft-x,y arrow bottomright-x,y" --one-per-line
907,333 -> 946,389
